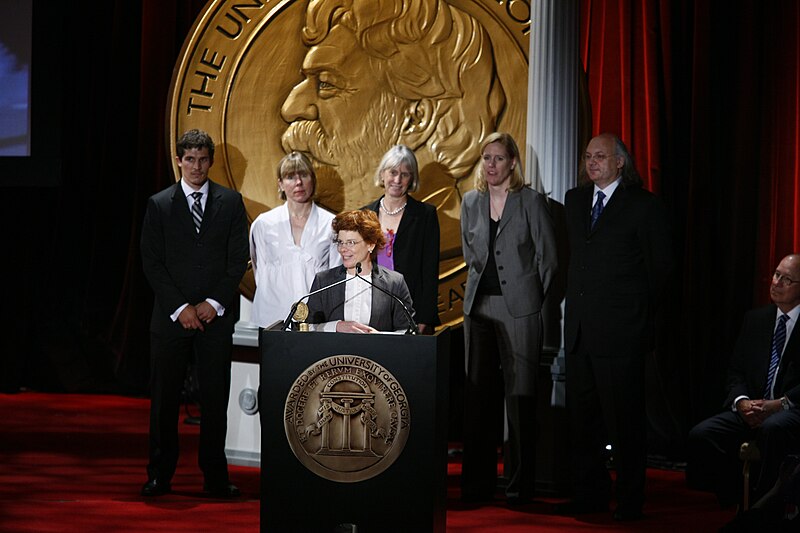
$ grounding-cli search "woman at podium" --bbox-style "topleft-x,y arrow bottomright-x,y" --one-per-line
249,151 -> 341,329
306,209 -> 416,333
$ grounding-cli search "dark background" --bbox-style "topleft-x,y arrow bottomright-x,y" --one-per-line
2,0 -> 799,461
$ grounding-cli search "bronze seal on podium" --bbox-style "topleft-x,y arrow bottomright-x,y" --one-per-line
167,0 -> 531,327
283,354 -> 411,482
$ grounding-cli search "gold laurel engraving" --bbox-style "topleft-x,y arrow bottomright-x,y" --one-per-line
167,0 -> 531,327
282,355 -> 411,482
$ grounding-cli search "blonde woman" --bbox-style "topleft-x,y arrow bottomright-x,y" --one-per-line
459,132 -> 558,505
249,152 -> 340,328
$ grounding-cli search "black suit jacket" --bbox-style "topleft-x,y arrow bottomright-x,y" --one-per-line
140,180 -> 249,337
564,183 -> 673,356
364,195 -> 440,326
725,305 -> 800,407
306,264 -> 415,332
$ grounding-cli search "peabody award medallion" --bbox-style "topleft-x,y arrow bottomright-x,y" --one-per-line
168,0 -> 532,327
283,354 -> 411,482
292,300 -> 309,322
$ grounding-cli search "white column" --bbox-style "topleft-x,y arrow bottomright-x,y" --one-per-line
526,0 -> 579,203
228,295 -> 261,465
527,1 -> 579,408
232,295 -> 259,347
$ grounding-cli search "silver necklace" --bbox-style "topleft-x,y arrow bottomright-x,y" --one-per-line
380,197 -> 407,216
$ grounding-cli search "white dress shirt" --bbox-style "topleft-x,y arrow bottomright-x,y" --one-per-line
593,176 -> 621,206
733,304 -> 800,408
249,202 -> 341,328
170,179 -> 222,321
316,274 -> 373,332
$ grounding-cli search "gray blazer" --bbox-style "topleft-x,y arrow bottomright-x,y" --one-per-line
460,186 -> 558,318
306,264 -> 415,332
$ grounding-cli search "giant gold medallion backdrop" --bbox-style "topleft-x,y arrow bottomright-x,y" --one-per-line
168,0 -> 531,327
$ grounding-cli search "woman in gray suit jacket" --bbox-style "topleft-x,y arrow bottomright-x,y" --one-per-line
307,209 -> 415,333
460,132 -> 558,504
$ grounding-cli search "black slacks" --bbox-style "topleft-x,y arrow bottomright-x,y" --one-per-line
462,294 -> 542,500
687,408 -> 800,504
147,329 -> 232,486
566,335 -> 647,510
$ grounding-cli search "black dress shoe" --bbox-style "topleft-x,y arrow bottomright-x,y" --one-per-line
141,479 -> 171,497
203,482 -> 241,498
553,499 -> 608,515
613,506 -> 644,521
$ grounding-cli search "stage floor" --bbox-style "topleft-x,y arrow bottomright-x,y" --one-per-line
0,391 -> 735,532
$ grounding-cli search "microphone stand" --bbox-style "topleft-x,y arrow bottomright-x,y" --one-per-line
353,263 -> 418,335
281,301 -> 300,332
281,272 -> 353,331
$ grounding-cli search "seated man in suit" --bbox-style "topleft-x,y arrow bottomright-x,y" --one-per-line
687,253 -> 800,507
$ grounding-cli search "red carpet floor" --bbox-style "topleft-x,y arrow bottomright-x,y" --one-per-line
0,392 -> 735,532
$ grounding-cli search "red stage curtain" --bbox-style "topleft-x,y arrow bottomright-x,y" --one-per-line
757,1 -> 800,298
580,0 -> 671,194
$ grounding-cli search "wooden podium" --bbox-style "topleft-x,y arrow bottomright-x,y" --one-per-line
259,328 -> 450,533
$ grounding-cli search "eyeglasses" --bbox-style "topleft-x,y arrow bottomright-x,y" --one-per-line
773,270 -> 799,287
386,169 -> 412,181
584,153 -> 614,163
333,239 -> 363,249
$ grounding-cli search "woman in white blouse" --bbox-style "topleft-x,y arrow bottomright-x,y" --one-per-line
249,152 -> 340,328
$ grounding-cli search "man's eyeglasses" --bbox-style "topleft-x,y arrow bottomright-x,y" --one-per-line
584,153 -> 614,163
333,239 -> 363,249
773,271 -> 799,287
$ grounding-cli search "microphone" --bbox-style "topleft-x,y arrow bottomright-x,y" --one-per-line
281,270 -> 355,331
354,262 -> 418,335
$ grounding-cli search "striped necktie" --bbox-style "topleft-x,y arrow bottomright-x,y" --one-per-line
764,314 -> 789,399
191,192 -> 203,233
590,190 -> 606,229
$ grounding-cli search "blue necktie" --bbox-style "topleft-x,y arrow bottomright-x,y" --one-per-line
764,314 -> 789,399
191,192 -> 203,233
590,190 -> 606,229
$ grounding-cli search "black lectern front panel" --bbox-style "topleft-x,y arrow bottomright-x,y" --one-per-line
259,329 -> 449,533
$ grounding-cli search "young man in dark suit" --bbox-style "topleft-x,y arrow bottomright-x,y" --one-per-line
140,129 -> 249,497
688,254 -> 800,507
559,133 -> 673,520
